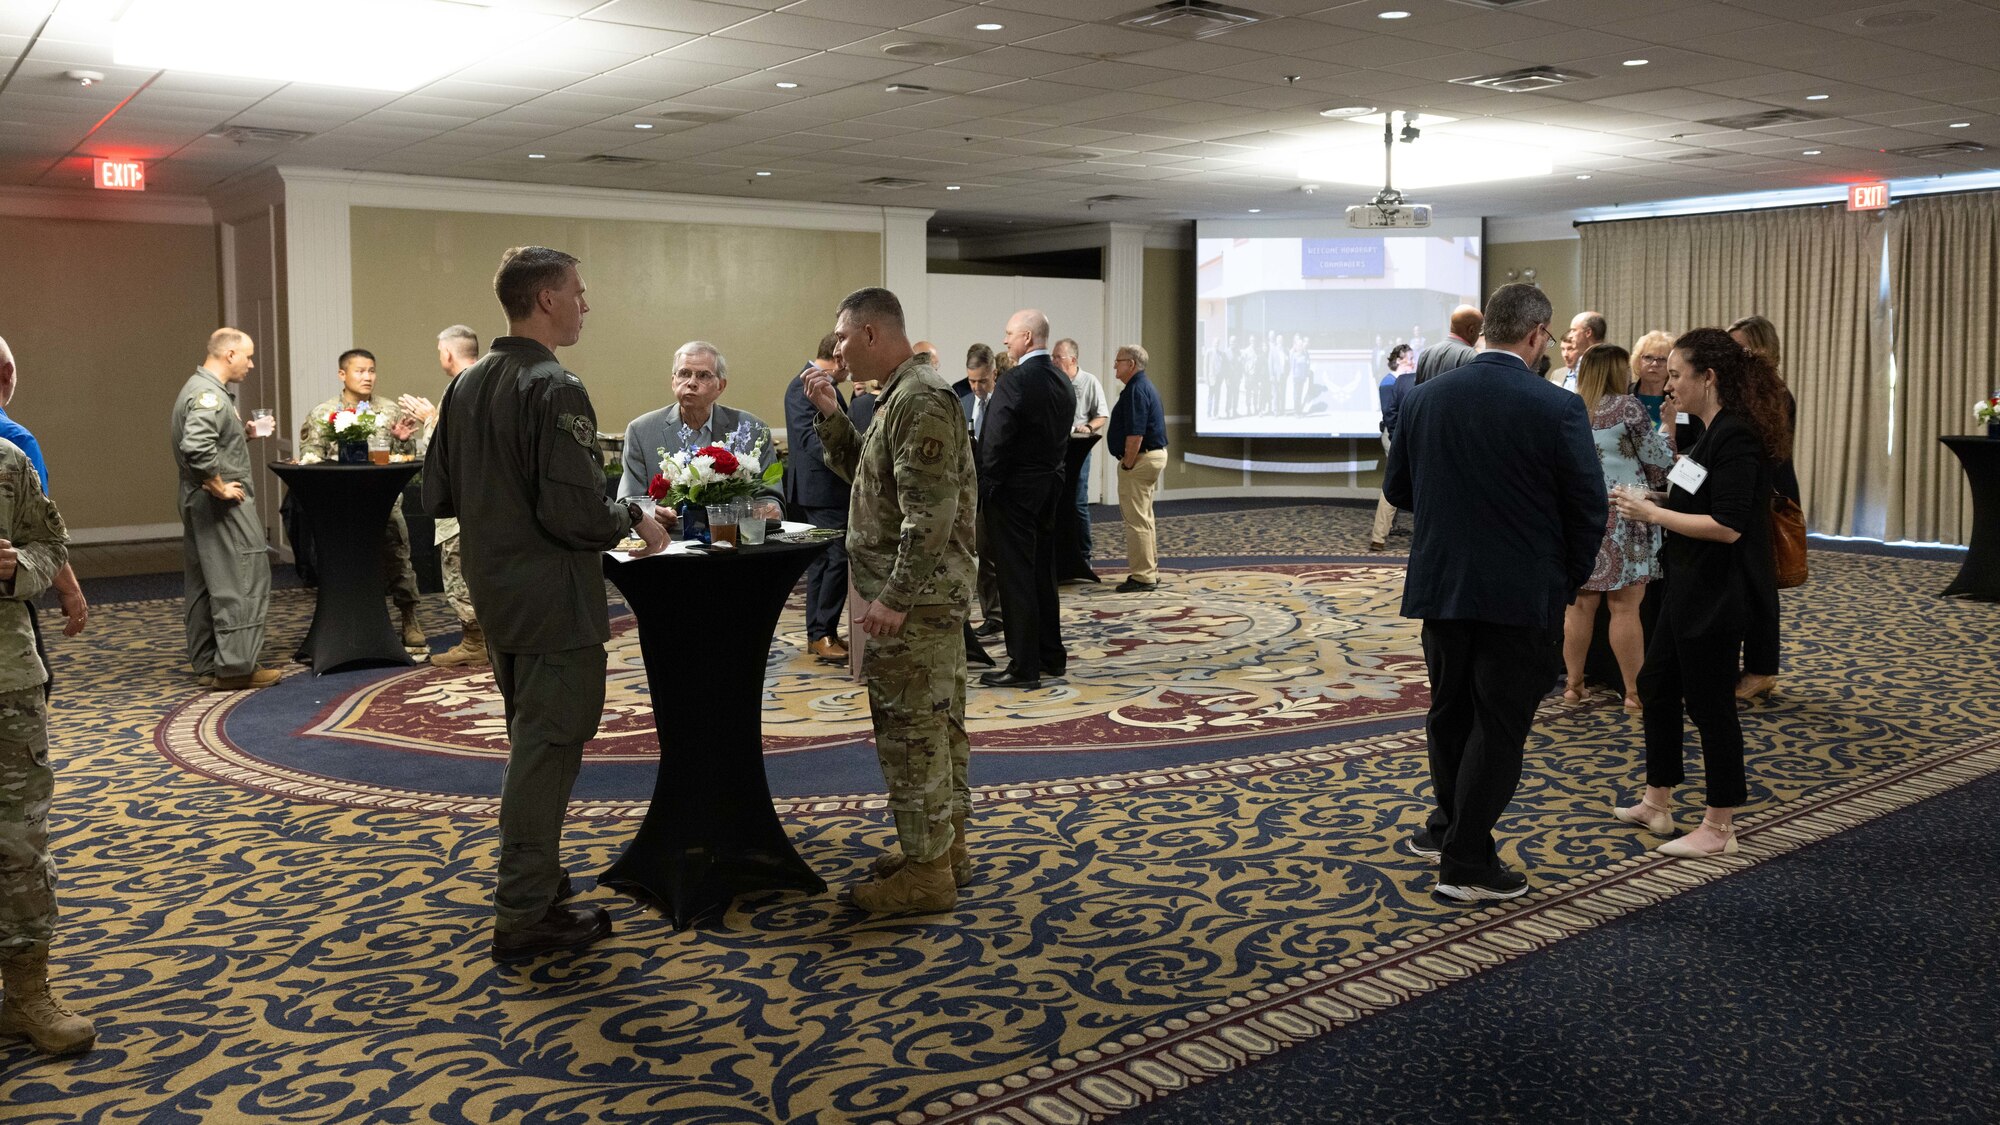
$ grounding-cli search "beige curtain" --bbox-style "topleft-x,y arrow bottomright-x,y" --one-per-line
1580,206 -> 1892,538
1885,191 -> 2000,544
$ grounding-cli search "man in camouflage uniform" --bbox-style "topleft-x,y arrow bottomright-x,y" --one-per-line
803,287 -> 977,915
423,246 -> 667,961
0,421 -> 92,1055
298,348 -> 428,648
401,325 -> 486,667
173,329 -> 279,690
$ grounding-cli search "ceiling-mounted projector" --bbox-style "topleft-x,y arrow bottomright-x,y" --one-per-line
1347,202 -> 1432,228
1347,112 -> 1430,229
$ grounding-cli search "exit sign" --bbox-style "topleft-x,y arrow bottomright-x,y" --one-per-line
92,159 -> 146,191
1847,181 -> 1891,211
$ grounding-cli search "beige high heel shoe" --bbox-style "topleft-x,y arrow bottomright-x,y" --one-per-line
1657,819 -> 1739,858
1612,795 -> 1674,835
1735,674 -> 1777,701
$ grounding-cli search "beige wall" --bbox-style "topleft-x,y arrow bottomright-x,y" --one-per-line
0,214 -> 219,532
348,207 -> 881,437
1484,237 -> 1583,337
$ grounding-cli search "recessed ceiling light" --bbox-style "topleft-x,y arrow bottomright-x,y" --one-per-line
1575,173 -> 1592,180
1802,149 -> 1822,155
945,184 -> 961,190
527,153 -> 545,159
633,122 -> 653,129
755,170 -> 772,176
1248,208 -> 1262,212
775,81 -> 799,89
1378,10 -> 1410,19
1950,121 -> 1971,128
975,22 -> 1003,31
1320,105 -> 1377,118
1806,94 -> 1829,101
1623,59 -> 1648,66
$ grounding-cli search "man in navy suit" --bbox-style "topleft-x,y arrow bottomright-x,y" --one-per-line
783,332 -> 850,664
978,308 -> 1074,689
1384,283 -> 1606,904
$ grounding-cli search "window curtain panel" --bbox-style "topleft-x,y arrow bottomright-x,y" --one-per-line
1885,191 -> 2000,545
1579,206 -> 1891,538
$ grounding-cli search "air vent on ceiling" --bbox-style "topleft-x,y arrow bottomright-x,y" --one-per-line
881,41 -> 962,59
885,83 -> 931,95
1449,65 -> 1593,93
1113,1 -> 1268,39
581,154 -> 654,167
1886,140 -> 1986,157
1084,193 -> 1144,205
861,176 -> 926,189
1661,150 -> 1725,161
1448,0 -> 1551,8
1856,7 -> 1939,29
656,110 -> 733,124
1696,107 -> 1826,130
208,125 -> 312,144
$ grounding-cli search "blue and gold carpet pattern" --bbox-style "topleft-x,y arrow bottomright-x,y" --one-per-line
3,504 -> 1995,1124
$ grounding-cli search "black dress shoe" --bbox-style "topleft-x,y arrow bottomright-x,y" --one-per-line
979,669 -> 1042,689
1114,578 -> 1158,593
968,648 -> 997,668
555,869 -> 574,902
972,620 -> 1005,638
492,903 -> 612,962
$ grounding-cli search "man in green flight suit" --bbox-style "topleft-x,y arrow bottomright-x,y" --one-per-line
297,347 -> 428,648
0,417 -> 93,1056
422,246 -> 668,961
171,328 -> 279,690
802,287 -> 978,915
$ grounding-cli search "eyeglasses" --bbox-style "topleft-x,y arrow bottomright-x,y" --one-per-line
674,368 -> 719,384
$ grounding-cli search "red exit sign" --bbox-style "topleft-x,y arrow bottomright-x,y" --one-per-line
92,159 -> 146,191
1847,181 -> 1891,211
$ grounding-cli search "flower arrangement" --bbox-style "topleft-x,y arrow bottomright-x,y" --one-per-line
321,407 -> 378,446
646,420 -> 781,509
1977,393 -> 1999,427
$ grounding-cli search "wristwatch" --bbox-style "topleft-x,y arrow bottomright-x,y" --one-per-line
622,499 -> 646,528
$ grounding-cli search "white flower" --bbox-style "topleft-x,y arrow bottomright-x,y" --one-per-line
332,410 -> 358,430
736,452 -> 762,477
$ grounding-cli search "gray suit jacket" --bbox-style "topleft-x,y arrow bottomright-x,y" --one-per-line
618,401 -> 778,501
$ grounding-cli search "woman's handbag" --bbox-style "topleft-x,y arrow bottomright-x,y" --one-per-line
1771,495 -> 1808,589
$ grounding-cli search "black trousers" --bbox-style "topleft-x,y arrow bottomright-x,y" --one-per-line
800,505 -> 848,642
1420,619 -> 1550,882
1637,610 -> 1747,808
1741,582 -> 1780,676
987,476 -> 1067,679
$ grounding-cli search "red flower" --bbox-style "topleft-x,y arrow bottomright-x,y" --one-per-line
697,444 -> 740,475
647,472 -> 672,502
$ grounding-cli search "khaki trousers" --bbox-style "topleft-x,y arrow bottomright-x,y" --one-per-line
1116,449 -> 1168,582
1370,434 -> 1400,544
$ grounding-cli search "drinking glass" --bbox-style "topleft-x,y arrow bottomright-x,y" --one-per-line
250,408 -> 275,438
708,503 -> 739,545
738,500 -> 766,545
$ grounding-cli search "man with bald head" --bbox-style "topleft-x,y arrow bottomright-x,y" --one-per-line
1413,305 -> 1481,386
1559,311 -> 1606,391
979,309 -> 1074,689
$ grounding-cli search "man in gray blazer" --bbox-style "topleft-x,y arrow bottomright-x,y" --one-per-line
617,340 -> 780,505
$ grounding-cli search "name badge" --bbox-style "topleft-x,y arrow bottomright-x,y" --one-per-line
1668,456 -> 1709,494
1675,412 -> 1691,425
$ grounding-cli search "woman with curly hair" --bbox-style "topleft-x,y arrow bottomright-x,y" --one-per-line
1609,328 -> 1788,857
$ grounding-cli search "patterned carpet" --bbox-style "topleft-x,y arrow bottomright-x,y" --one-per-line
3,502 -> 1995,1124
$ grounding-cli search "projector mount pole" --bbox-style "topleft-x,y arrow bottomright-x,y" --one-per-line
1374,116 -> 1405,212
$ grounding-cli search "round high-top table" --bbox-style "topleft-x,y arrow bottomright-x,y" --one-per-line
599,534 -> 834,929
270,461 -> 422,674
1941,436 -> 2000,600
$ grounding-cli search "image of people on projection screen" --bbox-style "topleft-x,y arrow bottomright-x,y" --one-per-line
1193,233 -> 1482,438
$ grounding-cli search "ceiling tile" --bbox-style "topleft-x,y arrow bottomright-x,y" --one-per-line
583,0 -> 762,34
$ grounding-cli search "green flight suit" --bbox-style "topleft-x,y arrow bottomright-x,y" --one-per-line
420,337 -> 636,931
0,439 -> 69,958
814,354 -> 977,863
299,395 -> 423,613
170,370 -> 271,678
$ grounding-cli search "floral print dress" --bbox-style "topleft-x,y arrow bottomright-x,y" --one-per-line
1586,392 -> 1676,591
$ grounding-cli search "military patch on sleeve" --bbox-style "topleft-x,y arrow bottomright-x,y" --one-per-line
918,436 -> 943,464
197,391 -> 220,410
558,413 -> 597,449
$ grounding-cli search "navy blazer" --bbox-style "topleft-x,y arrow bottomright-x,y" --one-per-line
1384,350 -> 1607,631
978,352 -> 1072,499
782,367 -> 850,512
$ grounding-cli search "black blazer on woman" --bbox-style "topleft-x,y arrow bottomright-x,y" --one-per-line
1660,409 -> 1775,639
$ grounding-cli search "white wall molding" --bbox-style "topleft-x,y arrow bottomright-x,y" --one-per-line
0,184 -> 213,225
1144,222 -> 1192,250
1154,485 -> 1377,502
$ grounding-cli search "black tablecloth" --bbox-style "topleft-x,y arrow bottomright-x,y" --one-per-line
1941,437 -> 2000,600
1055,432 -> 1102,582
271,461 -> 422,674
600,535 -> 833,929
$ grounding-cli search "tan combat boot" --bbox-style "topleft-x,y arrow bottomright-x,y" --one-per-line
433,621 -> 489,668
849,852 -> 956,915
400,605 -> 427,649
870,815 -> 972,886
0,951 -> 96,1057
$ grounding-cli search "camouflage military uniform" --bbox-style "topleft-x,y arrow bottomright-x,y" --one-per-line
172,370 -> 271,678
300,395 -> 426,616
421,414 -> 478,632
0,440 -> 70,958
815,354 -> 977,863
